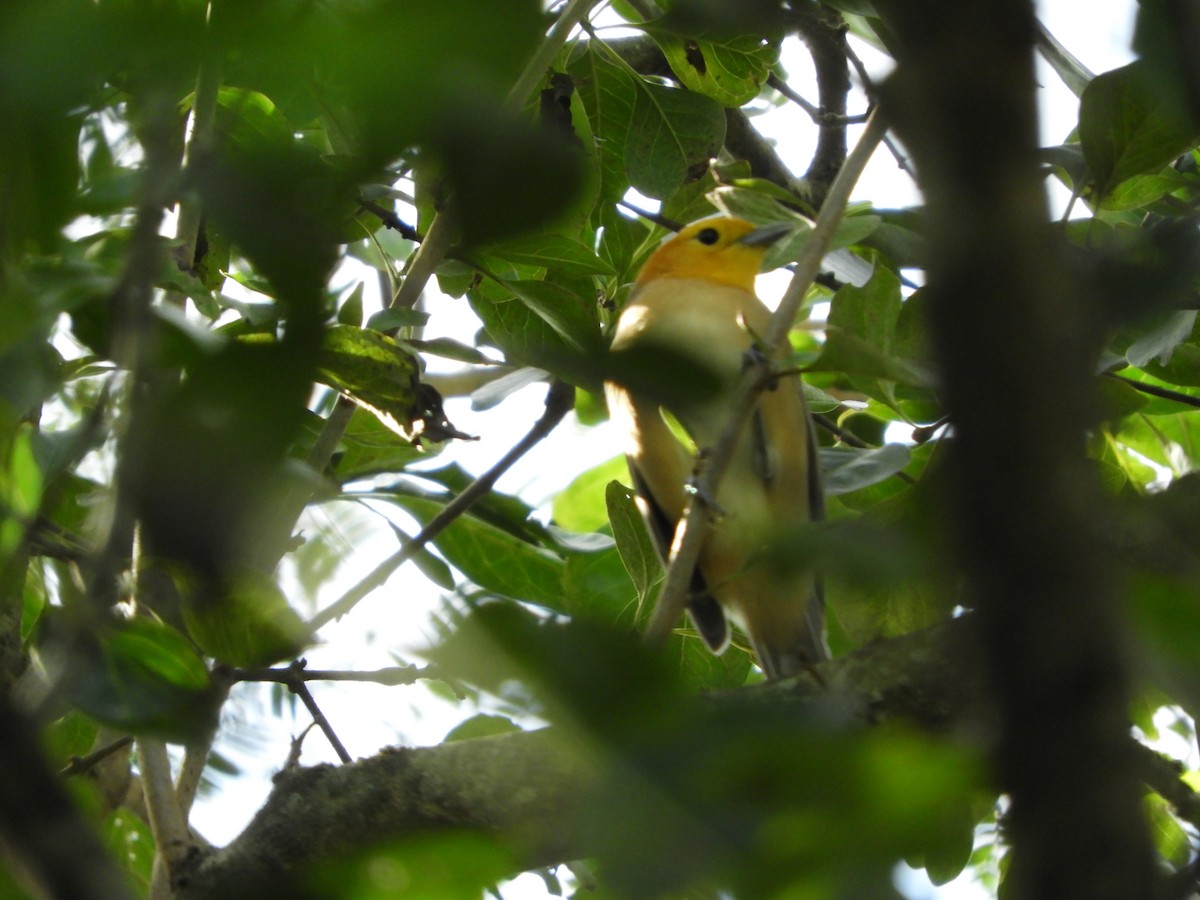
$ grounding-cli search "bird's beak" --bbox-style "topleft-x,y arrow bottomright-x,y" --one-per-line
738,221 -> 794,247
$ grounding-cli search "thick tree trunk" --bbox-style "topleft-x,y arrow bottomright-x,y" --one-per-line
876,1 -> 1157,897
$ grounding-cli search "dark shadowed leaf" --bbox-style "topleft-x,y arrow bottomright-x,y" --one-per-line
1080,60 -> 1200,200
64,617 -> 218,744
820,444 -> 912,495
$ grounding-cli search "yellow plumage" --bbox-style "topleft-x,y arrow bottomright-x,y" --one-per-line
605,215 -> 828,678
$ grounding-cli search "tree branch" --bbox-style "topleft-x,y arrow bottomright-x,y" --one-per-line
790,3 -> 852,208
876,0 -> 1156,895
137,738 -> 191,897
175,617 -> 980,899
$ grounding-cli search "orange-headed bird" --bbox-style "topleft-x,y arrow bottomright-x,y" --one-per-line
605,215 -> 828,678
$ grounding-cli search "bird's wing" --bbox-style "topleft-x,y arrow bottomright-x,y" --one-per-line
737,373 -> 830,673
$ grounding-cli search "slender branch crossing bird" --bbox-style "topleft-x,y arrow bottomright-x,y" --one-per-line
605,215 -> 829,679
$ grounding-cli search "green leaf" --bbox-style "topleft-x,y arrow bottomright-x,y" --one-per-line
102,808 -> 155,895
336,282 -> 364,326
326,407 -> 424,483
1096,377 -> 1149,426
181,571 -> 309,667
569,43 -> 639,203
670,630 -> 754,691
1125,310 -> 1198,368
413,463 -> 545,543
42,710 -> 100,768
66,617 -> 217,744
596,204 -> 652,283
468,277 -> 591,379
650,31 -> 777,107
389,495 -> 566,611
763,213 -> 881,272
606,480 -> 662,620
482,233 -> 615,278
562,542 -> 640,626
1099,168 -> 1192,211
555,456 -> 630,533
1141,339 -> 1200,390
1079,60 -> 1200,199
625,78 -> 726,200
366,306 -> 430,332
443,713 -> 521,742
922,798 -> 978,886
0,424 -> 43,565
808,267 -> 932,408
405,337 -> 497,366
317,324 -> 421,432
501,279 -> 601,353
820,444 -> 912,496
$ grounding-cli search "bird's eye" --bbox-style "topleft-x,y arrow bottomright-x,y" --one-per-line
696,227 -> 720,246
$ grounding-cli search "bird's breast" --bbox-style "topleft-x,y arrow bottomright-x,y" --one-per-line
612,278 -> 768,381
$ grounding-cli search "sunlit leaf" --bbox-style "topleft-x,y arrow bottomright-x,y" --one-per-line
650,31 -> 777,107
389,495 -> 566,611
181,571 -> 309,667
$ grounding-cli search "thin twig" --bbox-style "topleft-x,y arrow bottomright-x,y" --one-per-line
283,723 -> 317,770
644,108 -> 889,648
240,660 -> 353,763
506,0 -> 598,109
308,379 -> 575,631
59,735 -> 135,779
1106,372 -> 1200,410
844,42 -> 915,178
173,51 -> 223,277
770,71 -> 871,125
355,197 -> 422,242
287,669 -> 352,764
234,664 -> 428,686
769,72 -> 821,118
618,199 -> 682,232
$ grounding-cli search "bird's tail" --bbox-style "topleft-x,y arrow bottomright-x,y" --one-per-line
749,586 -> 829,680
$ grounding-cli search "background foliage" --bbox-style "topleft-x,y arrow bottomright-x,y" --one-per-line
3,0 -> 1200,898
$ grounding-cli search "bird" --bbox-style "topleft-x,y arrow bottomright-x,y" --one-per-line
604,214 -> 828,679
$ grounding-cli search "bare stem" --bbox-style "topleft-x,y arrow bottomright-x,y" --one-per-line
138,739 -> 191,896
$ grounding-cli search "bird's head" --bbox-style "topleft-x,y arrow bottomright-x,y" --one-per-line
635,215 -> 792,293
